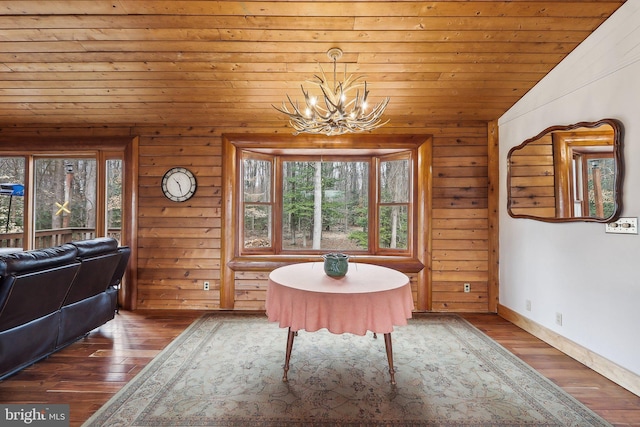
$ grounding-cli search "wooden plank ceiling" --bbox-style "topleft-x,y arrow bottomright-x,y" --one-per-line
0,1 -> 625,129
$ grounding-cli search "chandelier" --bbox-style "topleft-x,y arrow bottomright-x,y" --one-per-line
273,48 -> 389,136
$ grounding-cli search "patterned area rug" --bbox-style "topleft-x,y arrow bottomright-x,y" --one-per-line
83,314 -> 611,426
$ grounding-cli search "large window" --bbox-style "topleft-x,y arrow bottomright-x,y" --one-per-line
226,135 -> 429,260
221,134 -> 430,310
242,155 -> 411,255
1,149 -> 126,250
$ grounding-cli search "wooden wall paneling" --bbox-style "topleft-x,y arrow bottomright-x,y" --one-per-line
431,124 -> 490,312
234,271 -> 269,311
487,120 -> 499,313
136,134 -> 222,310
408,273 -> 419,309
1,122 -> 493,313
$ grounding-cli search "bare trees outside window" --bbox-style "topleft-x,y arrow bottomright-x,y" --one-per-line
241,151 -> 412,255
0,157 -> 26,247
0,154 -> 124,250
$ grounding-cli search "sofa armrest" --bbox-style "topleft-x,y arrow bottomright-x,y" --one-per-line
109,246 -> 131,287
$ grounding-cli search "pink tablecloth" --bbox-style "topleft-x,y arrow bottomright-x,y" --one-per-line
266,262 -> 414,336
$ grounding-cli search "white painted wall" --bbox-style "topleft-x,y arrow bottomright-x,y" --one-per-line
498,0 -> 640,376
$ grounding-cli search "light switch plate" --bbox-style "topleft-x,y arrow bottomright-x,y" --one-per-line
605,217 -> 638,234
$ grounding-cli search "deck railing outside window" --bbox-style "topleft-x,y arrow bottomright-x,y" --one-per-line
0,228 -> 122,250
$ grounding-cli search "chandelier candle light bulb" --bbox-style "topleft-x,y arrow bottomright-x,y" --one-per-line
273,48 -> 389,135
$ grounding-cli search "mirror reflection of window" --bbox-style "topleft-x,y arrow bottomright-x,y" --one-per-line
584,156 -> 615,218
571,154 -> 615,217
571,154 -> 583,216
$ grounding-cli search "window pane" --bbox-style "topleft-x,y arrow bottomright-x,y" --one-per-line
34,158 -> 96,248
0,157 -> 26,249
243,159 -> 271,202
282,161 -> 369,251
243,158 -> 272,249
244,205 -> 272,248
379,205 -> 408,249
380,159 -> 410,203
107,159 -> 123,243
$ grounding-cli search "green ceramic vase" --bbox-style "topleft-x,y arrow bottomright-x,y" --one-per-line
322,253 -> 349,278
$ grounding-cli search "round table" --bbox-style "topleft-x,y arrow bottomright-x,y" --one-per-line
266,261 -> 414,384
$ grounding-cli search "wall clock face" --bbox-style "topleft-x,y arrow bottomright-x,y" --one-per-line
161,167 -> 197,202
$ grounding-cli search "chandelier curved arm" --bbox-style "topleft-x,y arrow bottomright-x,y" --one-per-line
272,93 -> 304,118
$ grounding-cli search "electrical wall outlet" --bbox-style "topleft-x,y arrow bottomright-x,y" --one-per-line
555,312 -> 563,326
463,283 -> 470,293
526,300 -> 531,311
203,281 -> 210,291
605,217 -> 638,234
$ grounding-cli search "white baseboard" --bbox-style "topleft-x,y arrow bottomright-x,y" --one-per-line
498,304 -> 640,397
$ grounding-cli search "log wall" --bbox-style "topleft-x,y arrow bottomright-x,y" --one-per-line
0,122 -> 493,312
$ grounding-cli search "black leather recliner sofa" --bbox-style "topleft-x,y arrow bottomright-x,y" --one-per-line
0,237 -> 130,380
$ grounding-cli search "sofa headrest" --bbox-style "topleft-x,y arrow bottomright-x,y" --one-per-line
70,237 -> 119,257
0,244 -> 78,276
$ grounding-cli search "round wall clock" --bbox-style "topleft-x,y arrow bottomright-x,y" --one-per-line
161,167 -> 197,202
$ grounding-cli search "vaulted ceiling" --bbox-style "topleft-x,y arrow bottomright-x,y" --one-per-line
0,1 -> 625,130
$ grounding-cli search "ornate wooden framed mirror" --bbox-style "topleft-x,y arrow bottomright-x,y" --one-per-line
507,119 -> 624,223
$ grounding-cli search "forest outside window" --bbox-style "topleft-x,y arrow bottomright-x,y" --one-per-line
238,145 -> 416,257
0,152 -> 124,250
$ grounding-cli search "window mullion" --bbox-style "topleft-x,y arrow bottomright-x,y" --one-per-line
370,157 -> 380,253
96,151 -> 107,238
24,156 -> 35,250
273,157 -> 283,253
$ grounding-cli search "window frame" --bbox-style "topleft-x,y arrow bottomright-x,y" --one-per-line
222,134 -> 431,276
1,150 -> 121,249
240,151 -> 416,256
240,152 -> 275,255
376,152 -> 414,253
0,135 -> 138,310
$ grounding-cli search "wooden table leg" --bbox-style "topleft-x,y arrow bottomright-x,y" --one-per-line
383,332 -> 396,385
282,327 -> 296,382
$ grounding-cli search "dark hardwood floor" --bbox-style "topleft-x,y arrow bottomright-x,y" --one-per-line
0,310 -> 638,426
